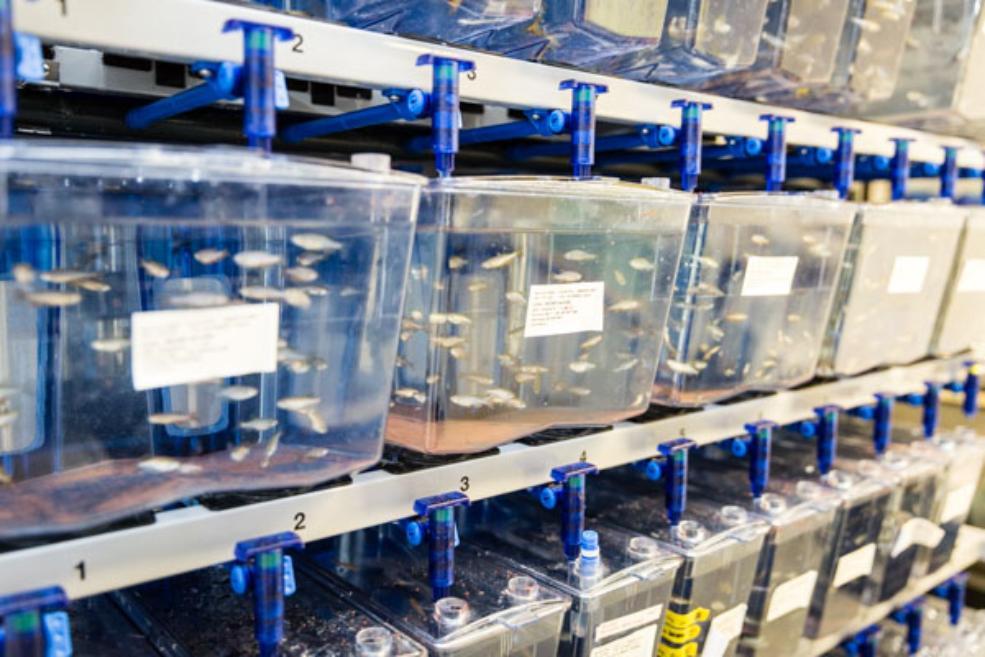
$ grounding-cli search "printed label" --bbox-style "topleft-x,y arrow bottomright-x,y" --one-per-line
765,570 -> 818,622
886,256 -> 930,294
740,256 -> 798,297
524,281 -> 605,338
596,604 -> 664,642
941,483 -> 977,523
891,517 -> 946,557
701,603 -> 746,657
832,543 -> 876,588
957,259 -> 985,292
131,303 -> 279,391
591,624 -> 658,657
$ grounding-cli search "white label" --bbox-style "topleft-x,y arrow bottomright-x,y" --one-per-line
595,605 -> 664,642
523,281 -> 605,338
765,570 -> 818,622
131,303 -> 279,391
941,483 -> 977,523
887,256 -> 930,294
590,624 -> 658,657
891,517 -> 946,557
957,259 -> 985,292
832,543 -> 876,588
701,603 -> 747,657
740,256 -> 798,297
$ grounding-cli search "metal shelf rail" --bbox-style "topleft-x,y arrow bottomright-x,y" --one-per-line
13,0 -> 985,169
0,356 -> 970,601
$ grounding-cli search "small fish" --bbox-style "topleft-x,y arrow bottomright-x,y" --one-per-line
284,266 -> 319,283
429,313 -> 448,326
724,313 -> 748,323
170,292 -> 229,308
449,347 -> 466,360
148,412 -> 195,426
234,250 -> 283,269
262,431 -> 282,466
724,368 -> 736,377
702,345 -> 721,360
569,387 -> 592,397
481,251 -> 519,270
446,313 -> 472,326
580,335 -> 603,350
303,409 -> 329,434
552,271 -> 583,283
240,286 -> 285,301
277,396 -> 320,412
72,278 -> 111,293
750,234 -> 770,246
450,395 -> 488,409
514,373 -> 537,384
694,361 -> 708,371
743,363 -> 752,376
340,287 -> 360,297
138,457 -> 182,474
230,446 -> 251,462
467,280 -> 489,293
12,263 -> 34,284
90,338 -> 130,353
305,447 -> 330,459
608,299 -> 641,312
410,310 -> 423,321
240,417 -> 278,432
194,248 -> 229,265
518,365 -> 549,374
464,373 -> 494,386
140,259 -> 170,279
504,398 -> 527,409
485,388 -> 516,402
395,388 -> 425,400
291,233 -> 343,252
629,257 -> 655,272
666,359 -> 699,375
219,385 -> 258,402
693,255 -> 720,269
505,291 -> 527,305
614,270 -> 627,286
569,361 -> 596,373
613,358 -> 639,372
707,325 -> 725,341
448,256 -> 468,270
431,336 -> 466,349
297,251 -> 328,267
564,249 -> 597,262
283,288 -> 312,309
40,269 -> 95,284
401,319 -> 424,331
425,374 -> 441,385
301,285 -> 329,299
688,282 -> 725,297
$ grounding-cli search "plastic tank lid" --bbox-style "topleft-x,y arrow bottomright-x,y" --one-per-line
427,175 -> 693,201
0,139 -> 426,188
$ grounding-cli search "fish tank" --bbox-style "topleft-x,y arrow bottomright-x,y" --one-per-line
819,201 -> 965,377
651,193 -> 854,407
113,563 -> 428,657
933,206 -> 985,356
0,141 -> 421,539
589,470 -> 769,657
463,493 -> 682,657
388,177 -> 690,454
302,528 -> 572,657
600,0 -> 772,86
63,596 -> 161,657
924,427 -> 985,573
322,0 -> 541,50
857,0 -> 985,138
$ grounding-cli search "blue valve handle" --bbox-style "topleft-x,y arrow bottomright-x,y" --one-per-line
833,127 -> 860,200
744,421 -> 775,499
550,462 -> 599,561
873,393 -> 893,456
284,88 -> 430,144
232,532 -> 303,657
416,55 -> 474,178
760,114 -> 794,191
856,155 -> 890,178
728,437 -> 748,458
448,108 -> 567,150
659,438 -> 694,525
632,458 -> 663,481
672,100 -> 712,192
560,80 -> 607,179
910,162 -> 940,178
790,146 -> 834,168
923,381 -> 941,439
600,135 -> 759,167
963,363 -> 980,418
126,62 -> 241,131
412,492 -> 469,601
814,405 -> 840,476
891,138 -> 913,200
0,587 -> 68,657
940,146 -> 959,199
222,20 -> 293,153
512,123 -> 676,162
933,574 -> 967,626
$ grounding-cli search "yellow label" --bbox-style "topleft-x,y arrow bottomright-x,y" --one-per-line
662,608 -> 710,629
658,642 -> 698,657
661,623 -> 702,644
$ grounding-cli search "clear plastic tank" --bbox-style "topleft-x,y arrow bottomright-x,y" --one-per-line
388,178 -> 690,454
113,564 -> 427,657
819,201 -> 966,377
652,193 -> 854,407
933,206 -> 985,356
463,494 -> 682,657
303,528 -> 572,657
0,142 -> 421,538
68,596 -> 161,657
925,427 -> 985,572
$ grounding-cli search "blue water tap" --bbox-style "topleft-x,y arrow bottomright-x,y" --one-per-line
283,87 -> 430,144
672,100 -> 711,192
548,462 -> 599,561
0,587 -> 70,657
923,381 -> 941,439
890,138 -> 913,200
744,421 -> 775,499
759,114 -> 794,191
833,127 -> 860,199
873,393 -> 893,456
933,574 -> 968,626
659,438 -> 694,526
941,146 -> 959,199
417,55 -> 475,178
410,492 -> 469,600
963,362 -> 980,418
814,405 -> 840,476
560,80 -> 607,179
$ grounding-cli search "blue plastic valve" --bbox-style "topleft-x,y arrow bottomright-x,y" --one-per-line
933,574 -> 967,626
833,127 -> 860,200
923,381 -> 941,439
963,362 -> 980,418
729,437 -> 748,458
0,587 -> 68,657
550,462 -> 599,561
814,405 -> 840,476
126,62 -> 241,130
412,492 -> 469,601
632,458 -> 663,481
452,108 -> 567,149
659,438 -> 694,526
512,122 -> 675,163
891,601 -> 924,655
890,138 -> 913,200
745,421 -> 775,499
537,485 -> 558,509
560,80 -> 608,179
856,155 -> 891,180
941,146 -> 959,199
672,100 -> 711,192
416,55 -> 475,178
873,393 -> 893,456
797,419 -> 817,438
759,114 -> 794,191
850,405 -> 875,420
284,87 -> 430,144
789,146 -> 833,169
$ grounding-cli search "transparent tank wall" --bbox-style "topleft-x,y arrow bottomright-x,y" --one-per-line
0,142 -> 420,538
387,178 -> 690,454
932,207 -> 985,356
652,194 -> 853,407
819,202 -> 965,377
926,428 -> 985,573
